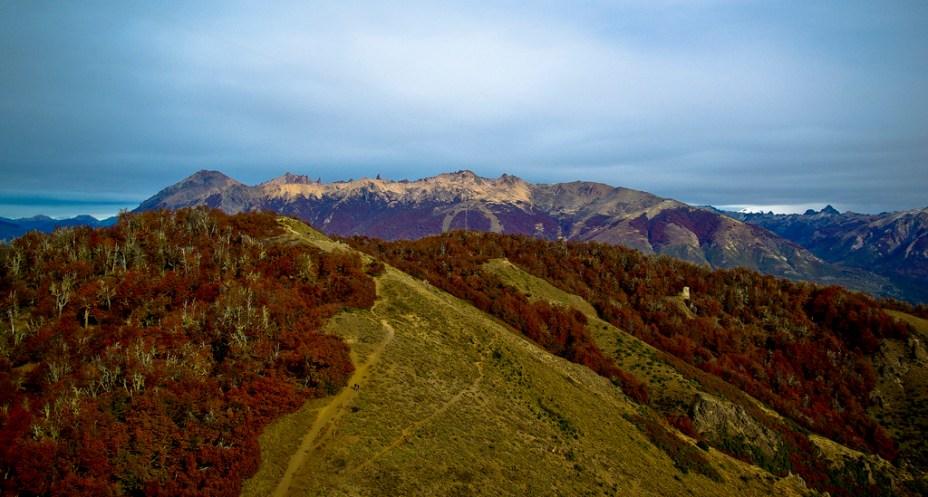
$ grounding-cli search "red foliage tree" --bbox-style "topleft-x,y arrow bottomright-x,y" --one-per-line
347,230 -> 910,496
0,209 -> 374,495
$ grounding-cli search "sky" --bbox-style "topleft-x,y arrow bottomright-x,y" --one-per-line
1,1 -> 927,218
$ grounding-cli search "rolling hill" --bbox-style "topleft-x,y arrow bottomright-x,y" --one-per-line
244,220 -> 818,497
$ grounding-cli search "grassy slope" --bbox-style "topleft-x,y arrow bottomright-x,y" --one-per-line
243,222 -> 812,496
481,258 -> 701,416
485,256 -> 928,490
875,311 -> 928,476
483,258 -> 793,420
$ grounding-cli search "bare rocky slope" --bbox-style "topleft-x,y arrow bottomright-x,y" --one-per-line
137,170 -> 906,300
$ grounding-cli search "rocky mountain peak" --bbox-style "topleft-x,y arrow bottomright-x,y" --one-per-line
447,169 -> 478,179
429,169 -> 483,186
136,170 -> 251,212
262,172 -> 316,186
182,170 -> 242,188
133,169 -> 915,302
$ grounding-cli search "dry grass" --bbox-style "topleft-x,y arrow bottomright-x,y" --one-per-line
243,227 -> 816,496
482,258 -> 598,316
886,310 -> 928,338
277,217 -> 353,253
872,310 -> 928,483
482,258 -> 699,415
240,392 -> 333,497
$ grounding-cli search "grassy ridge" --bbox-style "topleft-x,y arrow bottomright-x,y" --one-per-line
245,226 -> 813,496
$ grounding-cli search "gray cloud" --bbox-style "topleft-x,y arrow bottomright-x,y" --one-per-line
1,0 -> 926,217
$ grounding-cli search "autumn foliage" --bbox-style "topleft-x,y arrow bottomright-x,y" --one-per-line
1,212 -> 913,497
0,209 -> 374,495
349,231 -> 910,497
348,232 -> 650,403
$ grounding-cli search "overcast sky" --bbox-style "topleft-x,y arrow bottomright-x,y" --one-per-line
2,1 -> 926,218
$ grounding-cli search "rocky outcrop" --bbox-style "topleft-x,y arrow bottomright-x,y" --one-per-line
871,333 -> 928,409
690,393 -> 783,462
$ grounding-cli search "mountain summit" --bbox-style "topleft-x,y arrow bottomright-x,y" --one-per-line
137,170 -> 256,213
137,171 -> 906,300
261,172 -> 317,186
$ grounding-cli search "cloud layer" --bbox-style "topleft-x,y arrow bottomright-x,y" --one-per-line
2,1 -> 926,216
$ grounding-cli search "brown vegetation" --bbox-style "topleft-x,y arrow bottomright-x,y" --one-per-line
348,230 -> 915,496
0,209 -> 374,495
347,233 -> 650,404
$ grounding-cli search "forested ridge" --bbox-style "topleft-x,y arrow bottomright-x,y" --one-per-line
0,209 -> 375,495
2,211 -> 925,496
349,231 -> 922,496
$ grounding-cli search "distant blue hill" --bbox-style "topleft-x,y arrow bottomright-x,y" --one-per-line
0,214 -> 118,241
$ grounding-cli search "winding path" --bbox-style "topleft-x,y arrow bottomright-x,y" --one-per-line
268,260 -> 487,495
271,318 -> 395,497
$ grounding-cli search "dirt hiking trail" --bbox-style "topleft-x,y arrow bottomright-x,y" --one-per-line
271,316 -> 394,497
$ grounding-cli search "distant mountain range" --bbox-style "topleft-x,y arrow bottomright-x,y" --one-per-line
716,205 -> 928,303
9,169 -> 924,303
0,214 -> 116,241
137,170 -> 921,302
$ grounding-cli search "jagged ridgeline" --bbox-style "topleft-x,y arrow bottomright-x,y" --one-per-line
0,209 -> 376,495
138,170 -> 920,303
